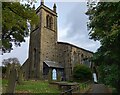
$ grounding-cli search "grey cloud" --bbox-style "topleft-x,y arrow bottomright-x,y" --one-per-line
65,3 -> 88,38
60,2 -> 100,52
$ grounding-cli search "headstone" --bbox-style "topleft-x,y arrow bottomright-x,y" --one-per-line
17,69 -> 23,85
5,64 -> 11,79
6,68 -> 17,93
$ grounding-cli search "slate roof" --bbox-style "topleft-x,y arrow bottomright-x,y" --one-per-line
57,42 -> 94,54
44,61 -> 64,69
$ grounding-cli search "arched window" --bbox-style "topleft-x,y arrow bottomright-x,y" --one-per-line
81,54 -> 84,64
49,17 -> 53,29
34,48 -> 36,68
52,69 -> 57,80
72,51 -> 77,64
46,15 -> 53,29
46,15 -> 49,28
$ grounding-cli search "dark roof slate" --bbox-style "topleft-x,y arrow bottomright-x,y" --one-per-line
44,61 -> 64,69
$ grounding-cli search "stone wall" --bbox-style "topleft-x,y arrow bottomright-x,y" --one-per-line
21,59 -> 29,80
28,28 -> 41,79
57,42 -> 93,81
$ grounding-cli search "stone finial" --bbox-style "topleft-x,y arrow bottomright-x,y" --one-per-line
53,3 -> 56,12
41,0 -> 44,5
33,4 -> 35,9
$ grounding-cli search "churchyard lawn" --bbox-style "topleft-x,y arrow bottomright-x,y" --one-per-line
2,79 -> 60,93
1,78 -> 92,94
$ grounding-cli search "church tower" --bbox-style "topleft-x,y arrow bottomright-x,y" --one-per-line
27,1 -> 58,79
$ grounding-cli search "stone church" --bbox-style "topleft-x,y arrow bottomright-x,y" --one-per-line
22,1 -> 93,81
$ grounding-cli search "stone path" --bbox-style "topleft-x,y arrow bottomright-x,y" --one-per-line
87,84 -> 112,94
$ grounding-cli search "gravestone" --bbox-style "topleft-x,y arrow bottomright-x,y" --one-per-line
5,64 -> 11,79
6,68 -> 17,93
17,69 -> 23,85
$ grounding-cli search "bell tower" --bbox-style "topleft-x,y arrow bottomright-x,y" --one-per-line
28,0 -> 58,79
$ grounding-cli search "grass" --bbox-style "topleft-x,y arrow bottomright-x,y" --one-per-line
2,79 -> 92,94
0,78 -> 2,94
2,79 -> 60,94
1,79 -> 8,93
79,82 -> 92,93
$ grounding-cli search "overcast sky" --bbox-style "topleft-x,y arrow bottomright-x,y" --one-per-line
1,2 -> 100,66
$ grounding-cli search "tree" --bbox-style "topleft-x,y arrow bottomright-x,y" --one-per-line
73,64 -> 92,82
2,57 -> 21,67
2,57 -> 21,79
86,2 -> 120,92
1,2 -> 38,53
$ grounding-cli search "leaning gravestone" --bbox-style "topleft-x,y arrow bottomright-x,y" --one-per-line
6,68 -> 17,93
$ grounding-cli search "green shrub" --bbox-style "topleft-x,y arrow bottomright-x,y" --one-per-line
73,64 -> 92,82
98,64 -> 119,92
